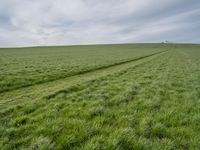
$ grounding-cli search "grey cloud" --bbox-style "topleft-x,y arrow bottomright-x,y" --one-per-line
0,0 -> 200,47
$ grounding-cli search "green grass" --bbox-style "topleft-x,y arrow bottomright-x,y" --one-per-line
0,43 -> 200,149
0,44 -> 167,93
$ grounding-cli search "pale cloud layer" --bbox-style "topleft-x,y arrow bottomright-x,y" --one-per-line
0,0 -> 200,47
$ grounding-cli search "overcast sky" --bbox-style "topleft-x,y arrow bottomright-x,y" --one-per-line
0,0 -> 200,47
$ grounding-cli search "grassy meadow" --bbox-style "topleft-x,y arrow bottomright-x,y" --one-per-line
0,44 -> 167,93
0,44 -> 200,149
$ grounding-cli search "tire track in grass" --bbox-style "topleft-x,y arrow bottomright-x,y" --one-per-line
45,54 -> 170,101
0,50 -> 169,111
0,51 -> 172,149
0,50 -> 168,94
0,51 -> 170,124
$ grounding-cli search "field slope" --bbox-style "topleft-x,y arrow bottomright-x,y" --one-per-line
0,44 -> 200,149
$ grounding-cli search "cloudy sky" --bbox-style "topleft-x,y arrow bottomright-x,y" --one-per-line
0,0 -> 200,47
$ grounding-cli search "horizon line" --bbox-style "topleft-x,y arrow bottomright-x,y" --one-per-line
0,42 -> 200,49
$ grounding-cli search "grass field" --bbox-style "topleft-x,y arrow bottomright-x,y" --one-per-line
0,44 -> 200,149
0,44 -> 167,93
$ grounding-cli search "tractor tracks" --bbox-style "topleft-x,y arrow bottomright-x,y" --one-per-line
0,50 -> 169,111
